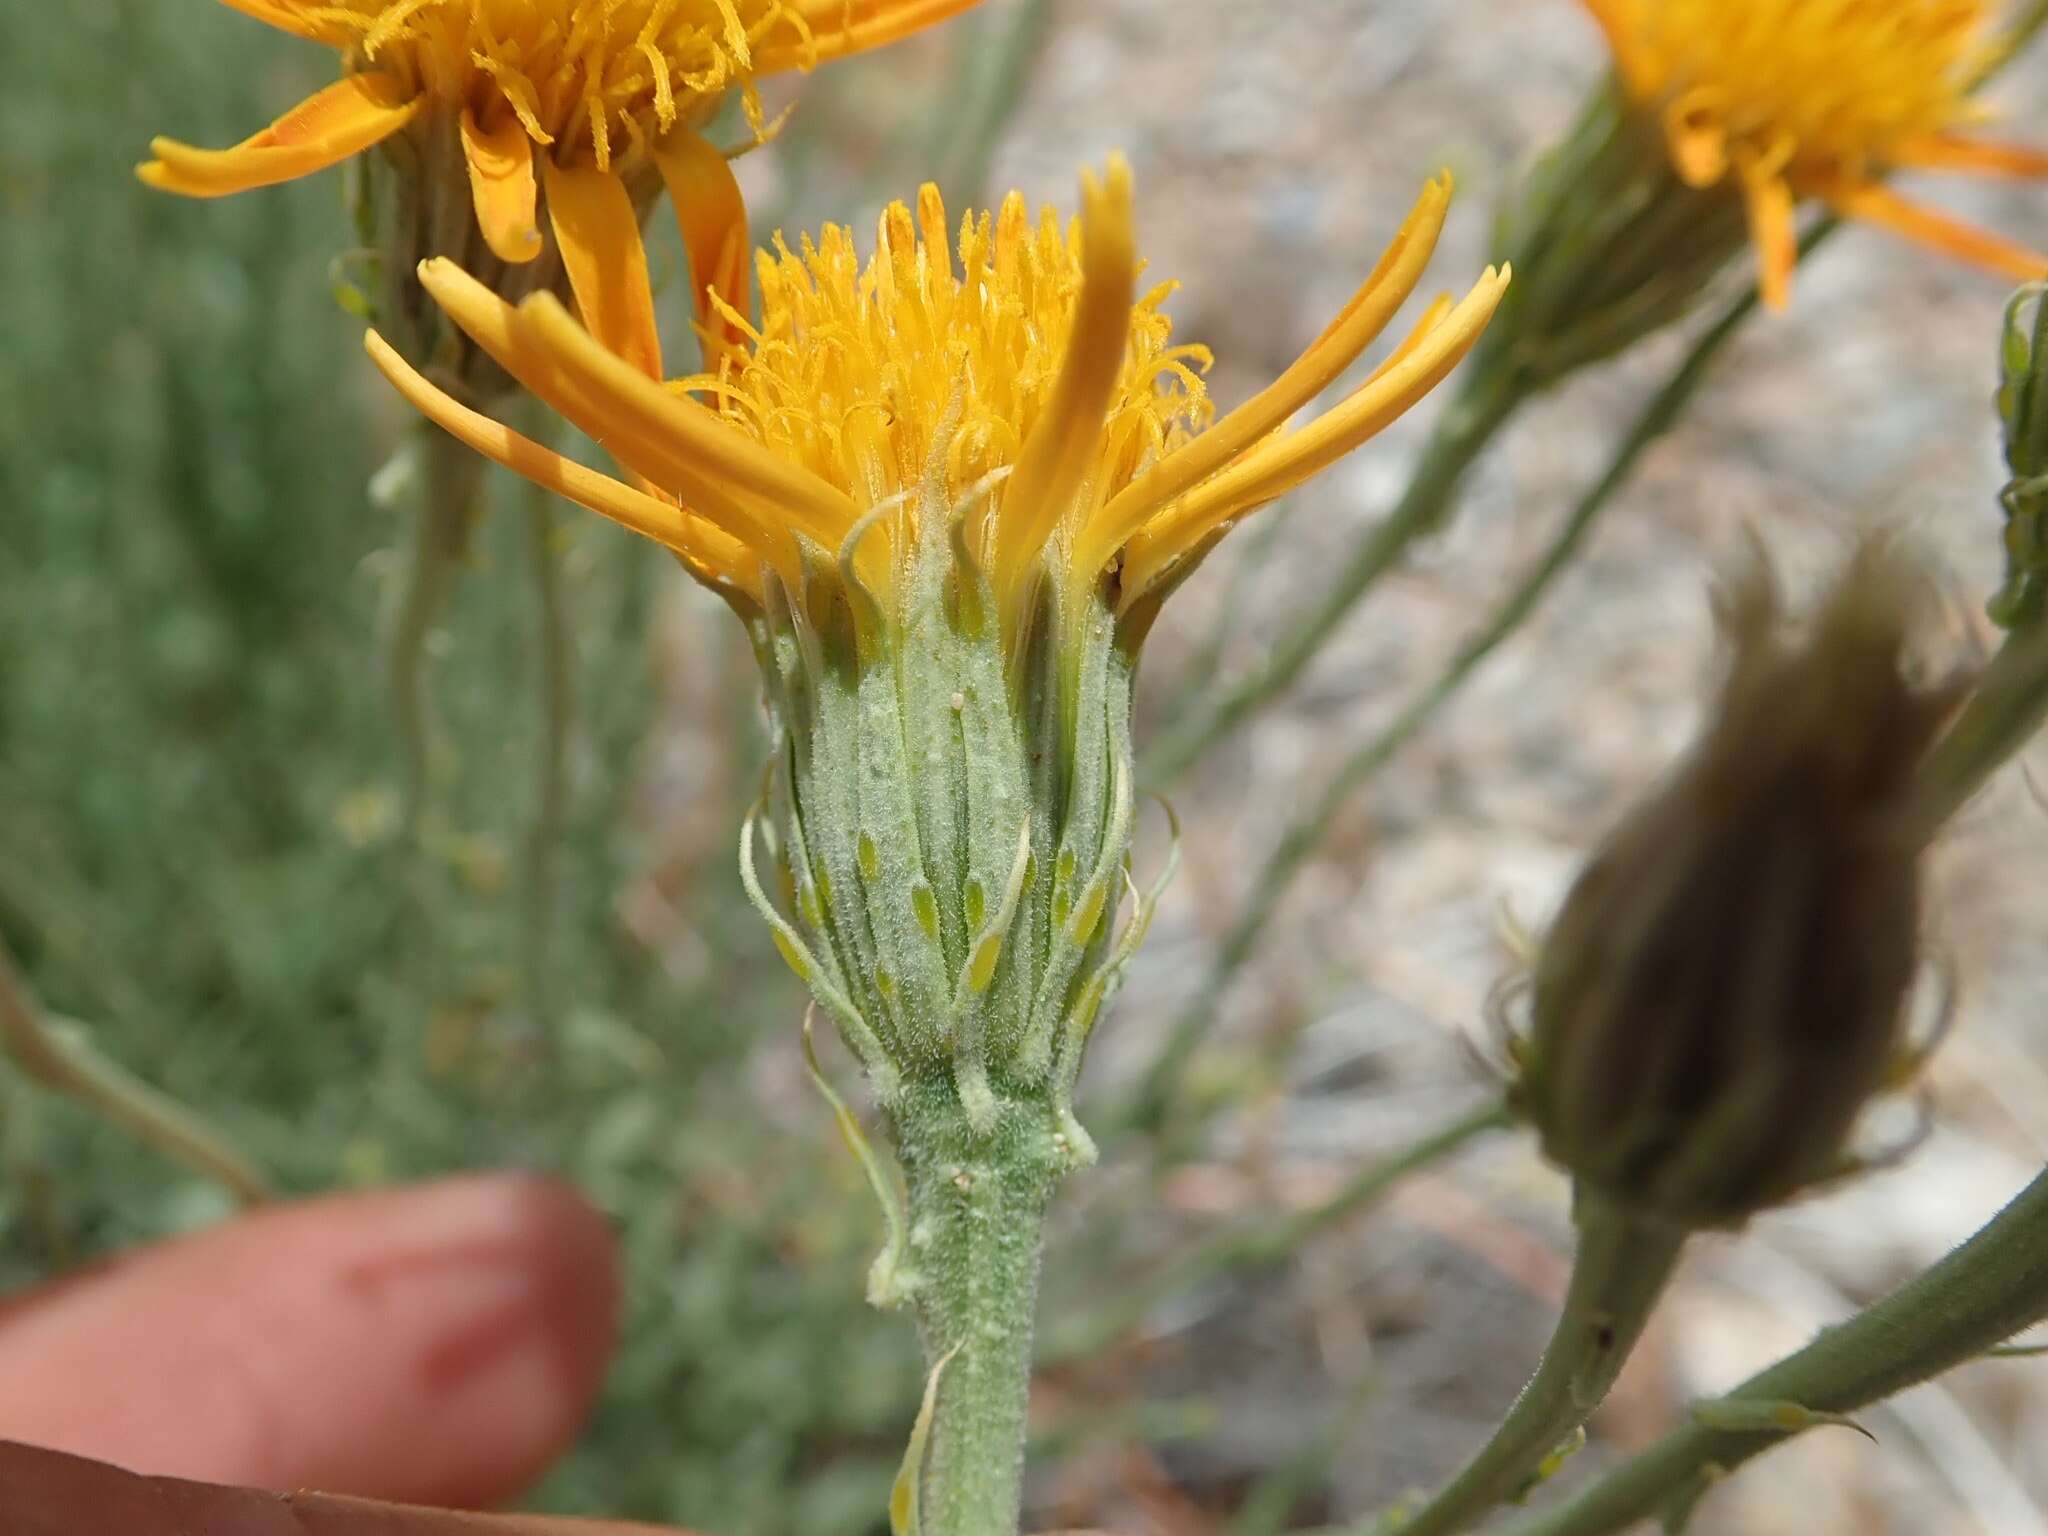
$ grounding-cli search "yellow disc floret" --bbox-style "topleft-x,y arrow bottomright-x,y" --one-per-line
267,1 -> 816,168
1584,0 -> 2048,308
685,184 -> 1213,563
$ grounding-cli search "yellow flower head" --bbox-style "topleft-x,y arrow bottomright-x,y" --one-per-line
1584,0 -> 2048,308
363,163 -> 1503,1137
364,161 -> 1510,641
140,0 -> 982,375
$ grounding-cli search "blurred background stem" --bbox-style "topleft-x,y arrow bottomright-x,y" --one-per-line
926,0 -> 1054,206
0,936 -> 272,1207
522,484 -> 573,1042
383,426 -> 481,839
1916,615 -> 2048,830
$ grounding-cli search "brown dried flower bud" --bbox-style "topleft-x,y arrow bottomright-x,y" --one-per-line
1517,540 -> 1964,1229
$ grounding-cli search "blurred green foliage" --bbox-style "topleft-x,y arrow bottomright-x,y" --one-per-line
0,4 -> 954,1530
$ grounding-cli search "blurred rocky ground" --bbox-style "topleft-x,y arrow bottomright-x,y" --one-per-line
719,2 -> 2048,1531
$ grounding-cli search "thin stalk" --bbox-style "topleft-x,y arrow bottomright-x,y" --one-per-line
1914,612 -> 2048,831
384,426 -> 479,837
1371,1193 -> 1688,1536
521,492 -> 573,1037
1982,0 -> 2048,84
1047,1099 -> 1512,1364
1502,1163 -> 2048,1536
927,0 -> 1054,206
1139,368 -> 1528,786
0,938 -> 272,1207
1152,497 -> 1305,739
1124,279 -> 1768,1144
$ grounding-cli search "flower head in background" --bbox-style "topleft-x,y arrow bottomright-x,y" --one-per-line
1583,0 -> 2048,310
362,161 -> 1505,1145
141,0 -> 983,376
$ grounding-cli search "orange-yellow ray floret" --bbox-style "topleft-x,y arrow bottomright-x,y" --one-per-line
149,0 -> 988,191
1118,266 -> 1510,603
760,0 -> 986,70
991,158 -> 1139,635
367,330 -> 757,593
415,257 -> 806,588
538,157 -> 663,379
214,0 -> 335,40
138,74 -> 422,197
518,290 -> 861,548
1583,0 -> 2048,308
459,108 -> 542,262
653,130 -> 754,366
1076,172 -> 1455,581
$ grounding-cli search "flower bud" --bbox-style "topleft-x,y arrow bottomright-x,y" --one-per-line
1485,88 -> 1750,389
1517,543 -> 1962,1228
1488,2 -> 2048,393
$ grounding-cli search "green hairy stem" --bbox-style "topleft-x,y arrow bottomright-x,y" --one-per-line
745,494 -> 1165,1533
896,1078 -> 1065,1535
